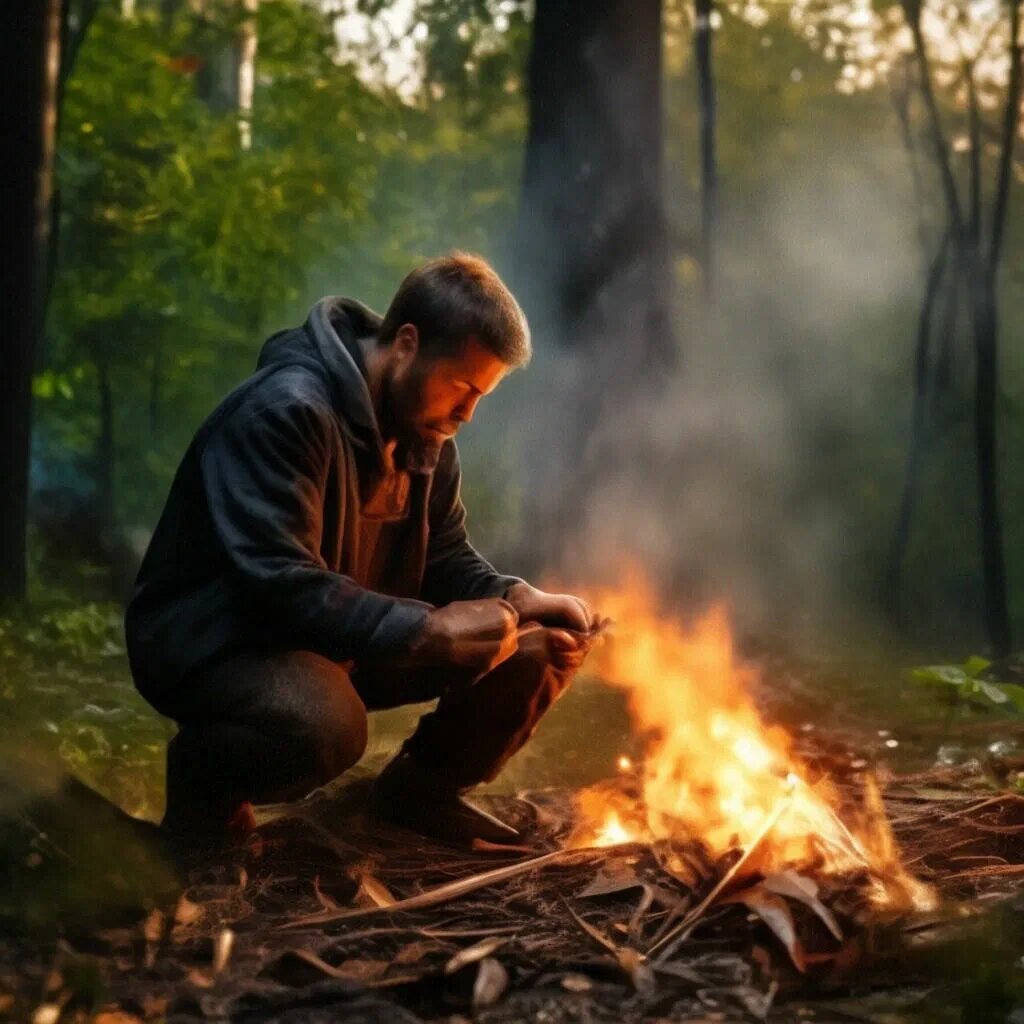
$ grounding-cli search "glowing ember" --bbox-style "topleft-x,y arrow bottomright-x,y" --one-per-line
570,573 -> 935,911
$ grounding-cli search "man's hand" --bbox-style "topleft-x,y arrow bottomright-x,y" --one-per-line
504,582 -> 599,633
408,598 -> 520,676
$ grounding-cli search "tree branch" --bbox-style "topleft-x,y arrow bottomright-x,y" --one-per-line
903,0 -> 966,239
989,0 -> 1023,272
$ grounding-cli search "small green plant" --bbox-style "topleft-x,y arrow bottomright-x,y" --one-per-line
911,657 -> 1024,713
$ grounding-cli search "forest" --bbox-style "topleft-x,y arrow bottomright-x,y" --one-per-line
3,0 -> 1024,1021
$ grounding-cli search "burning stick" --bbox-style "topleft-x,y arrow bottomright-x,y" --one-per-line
647,791 -> 794,963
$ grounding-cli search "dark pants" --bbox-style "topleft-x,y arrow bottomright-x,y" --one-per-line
160,642 -> 575,830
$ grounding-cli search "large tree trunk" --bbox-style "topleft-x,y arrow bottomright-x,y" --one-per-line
0,0 -> 62,601
515,0 -> 672,569
518,0 -> 671,369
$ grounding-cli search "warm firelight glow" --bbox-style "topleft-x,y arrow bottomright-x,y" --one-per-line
571,573 -> 935,910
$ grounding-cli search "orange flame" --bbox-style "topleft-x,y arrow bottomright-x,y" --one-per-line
570,573 -> 934,910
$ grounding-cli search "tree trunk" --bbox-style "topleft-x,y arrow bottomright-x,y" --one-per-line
237,0 -> 258,150
694,0 -> 717,298
971,273 -> 1010,654
885,232 -> 951,620
0,0 -> 62,601
515,0 -> 672,570
518,0 -> 671,370
968,0 -> 1021,655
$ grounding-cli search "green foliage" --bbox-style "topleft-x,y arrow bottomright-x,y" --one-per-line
0,602 -> 124,664
910,657 -> 1024,713
39,0 -> 528,535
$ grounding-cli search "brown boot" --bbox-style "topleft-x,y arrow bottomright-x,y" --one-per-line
368,753 -> 519,847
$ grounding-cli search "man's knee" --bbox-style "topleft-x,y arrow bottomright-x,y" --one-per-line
264,651 -> 368,783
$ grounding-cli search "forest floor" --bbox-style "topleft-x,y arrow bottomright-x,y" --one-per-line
4,599 -> 1024,1022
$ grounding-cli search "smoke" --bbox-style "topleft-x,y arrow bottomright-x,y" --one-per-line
463,134 -> 926,644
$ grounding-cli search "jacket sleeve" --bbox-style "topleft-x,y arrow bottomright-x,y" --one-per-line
420,442 -> 522,606
200,393 -> 430,661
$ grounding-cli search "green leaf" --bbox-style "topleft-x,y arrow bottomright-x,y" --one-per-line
964,656 -> 993,678
911,665 -> 968,687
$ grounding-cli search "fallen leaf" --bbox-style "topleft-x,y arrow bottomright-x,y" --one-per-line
472,958 -> 508,1009
212,928 -> 234,975
173,896 -> 203,927
392,940 -> 438,966
578,864 -> 643,899
354,872 -> 395,909
444,936 -> 509,975
726,887 -> 806,972
186,968 -> 214,989
762,871 -> 843,941
32,1005 -> 61,1024
92,1012 -> 144,1024
336,958 -> 391,983
561,973 -> 592,992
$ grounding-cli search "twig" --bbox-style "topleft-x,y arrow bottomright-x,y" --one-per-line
560,896 -> 620,955
278,847 -> 604,930
648,796 -> 792,963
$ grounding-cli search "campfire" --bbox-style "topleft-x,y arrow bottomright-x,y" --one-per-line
122,578 -> 1024,1020
570,573 -> 937,914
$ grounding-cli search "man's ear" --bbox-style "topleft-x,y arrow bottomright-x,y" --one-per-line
393,323 -> 420,364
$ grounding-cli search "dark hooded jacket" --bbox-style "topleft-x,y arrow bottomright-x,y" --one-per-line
126,297 -> 519,709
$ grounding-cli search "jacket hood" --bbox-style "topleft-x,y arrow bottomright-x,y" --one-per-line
257,296 -> 385,459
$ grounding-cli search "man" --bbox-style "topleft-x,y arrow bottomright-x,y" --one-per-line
126,253 -> 601,845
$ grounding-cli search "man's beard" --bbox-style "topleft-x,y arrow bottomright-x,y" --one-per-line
400,431 -> 444,473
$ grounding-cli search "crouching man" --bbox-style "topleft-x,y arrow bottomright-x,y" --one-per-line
125,252 -> 601,846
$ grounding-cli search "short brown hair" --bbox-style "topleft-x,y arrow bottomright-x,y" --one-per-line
378,252 -> 531,367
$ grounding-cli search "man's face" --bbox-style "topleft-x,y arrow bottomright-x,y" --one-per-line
386,328 -> 510,451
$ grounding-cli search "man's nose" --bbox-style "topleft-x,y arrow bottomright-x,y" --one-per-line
454,394 -> 481,424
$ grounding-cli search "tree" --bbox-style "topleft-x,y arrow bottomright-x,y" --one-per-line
519,0 -> 672,367
514,0 -> 675,564
792,0 -> 1022,652
0,0 -> 63,601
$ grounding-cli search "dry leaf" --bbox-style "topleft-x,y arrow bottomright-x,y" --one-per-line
336,958 -> 391,983
212,929 -> 234,975
392,940 -> 438,966
472,958 -> 509,1009
444,936 -> 509,975
578,864 -> 643,899
726,887 -> 806,972
561,973 -> 593,992
92,1012 -> 144,1024
31,1005 -> 61,1024
186,969 -> 214,989
354,872 -> 395,909
173,896 -> 203,927
762,870 -> 842,941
